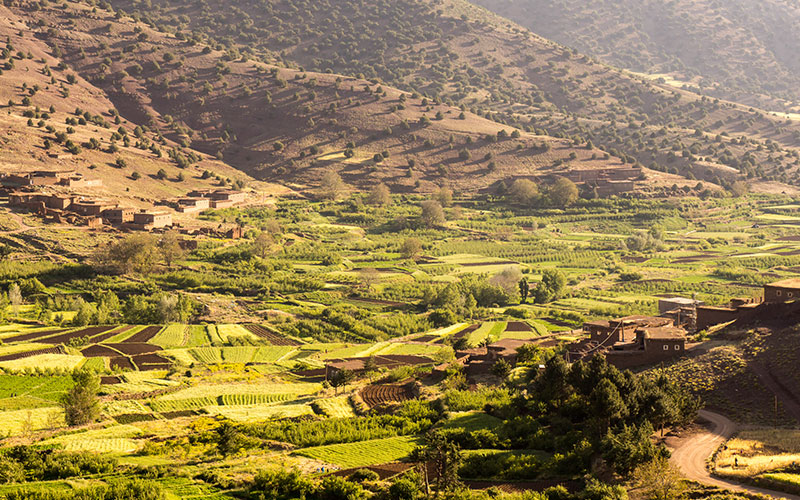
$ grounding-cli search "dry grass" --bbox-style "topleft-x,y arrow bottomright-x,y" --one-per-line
716,429 -> 800,477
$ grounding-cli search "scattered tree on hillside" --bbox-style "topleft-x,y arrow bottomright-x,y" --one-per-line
508,178 -> 539,205
8,283 -> 22,316
97,234 -> 160,274
367,183 -> 392,206
251,232 -> 274,259
61,370 -> 100,426
401,237 -> 423,260
434,187 -> 453,207
533,268 -> 566,304
491,359 -> 512,380
549,177 -> 579,207
414,431 -> 462,495
158,230 -> 183,268
319,171 -> 347,200
518,278 -> 530,303
633,456 -> 686,500
420,200 -> 445,228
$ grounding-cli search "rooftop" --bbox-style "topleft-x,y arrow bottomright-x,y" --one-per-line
767,278 -> 800,289
640,326 -> 687,340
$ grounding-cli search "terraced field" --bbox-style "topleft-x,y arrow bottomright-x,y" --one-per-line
295,436 -> 420,468
243,324 -> 302,346
360,384 -> 414,408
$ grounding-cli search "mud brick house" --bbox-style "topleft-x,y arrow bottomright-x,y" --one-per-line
764,279 -> 800,303
132,210 -> 172,229
583,315 -> 673,345
71,199 -> 115,216
102,207 -> 135,224
603,325 -> 688,369
176,197 -> 210,213
486,338 -> 536,365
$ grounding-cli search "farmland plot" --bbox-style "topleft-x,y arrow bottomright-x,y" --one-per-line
313,396 -> 357,418
151,325 -> 188,348
205,402 -> 315,421
0,407 -> 63,435
296,435 -> 420,468
158,381 -> 321,401
0,353 -> 84,372
41,425 -> 143,453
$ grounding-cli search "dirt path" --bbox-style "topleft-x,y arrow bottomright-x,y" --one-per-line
670,410 -> 800,500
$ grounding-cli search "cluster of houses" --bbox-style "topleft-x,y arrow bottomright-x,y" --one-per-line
1,170 -> 247,232
1,170 -> 103,189
170,189 -> 247,213
6,191 -> 173,230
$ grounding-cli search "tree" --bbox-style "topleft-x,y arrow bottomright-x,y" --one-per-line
8,283 -> 22,316
415,431 -> 462,496
216,422 -> 243,457
61,370 -> 100,426
319,171 -> 347,200
491,359 -> 512,380
549,177 -> 579,207
251,232 -> 274,259
633,456 -> 686,500
730,180 -> 749,197
329,369 -> 354,394
401,238 -> 423,260
434,187 -> 453,207
533,268 -> 566,304
488,267 -> 522,301
98,234 -> 159,274
158,230 -> 183,268
367,183 -> 392,206
420,200 -> 445,228
508,178 -> 539,205
519,278 -> 530,303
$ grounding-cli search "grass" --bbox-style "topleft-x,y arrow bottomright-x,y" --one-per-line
0,354 -> 85,371
151,325 -> 187,348
295,435 -> 421,468
204,402 -> 315,421
0,407 -> 63,436
40,424 -> 143,454
716,429 -> 800,477
313,396 -> 357,418
440,411 -> 502,432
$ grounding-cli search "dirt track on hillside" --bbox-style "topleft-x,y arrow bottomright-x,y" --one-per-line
670,410 -> 800,500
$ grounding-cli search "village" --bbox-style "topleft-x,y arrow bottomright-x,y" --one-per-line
0,169 -> 247,233
316,277 -> 800,385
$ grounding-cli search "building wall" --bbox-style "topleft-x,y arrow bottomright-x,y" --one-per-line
696,306 -> 740,330
764,285 -> 800,303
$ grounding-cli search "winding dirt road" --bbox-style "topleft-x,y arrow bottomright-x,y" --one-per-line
670,410 -> 800,500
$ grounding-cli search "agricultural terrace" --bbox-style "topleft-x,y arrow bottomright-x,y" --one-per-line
0,192 -> 798,498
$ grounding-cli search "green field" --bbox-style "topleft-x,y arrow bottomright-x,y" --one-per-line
295,435 -> 421,468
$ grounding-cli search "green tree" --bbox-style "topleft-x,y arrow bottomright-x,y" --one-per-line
216,421 -> 243,457
549,177 -> 579,207
158,230 -> 183,268
367,183 -> 392,206
533,269 -> 566,304
401,238 -> 423,260
491,359 -> 512,380
61,370 -> 101,426
519,278 -> 530,303
415,431 -> 462,496
420,200 -> 445,228
633,455 -> 686,500
508,178 -> 539,205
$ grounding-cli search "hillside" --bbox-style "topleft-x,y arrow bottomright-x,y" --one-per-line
0,8 -> 291,212
472,0 -> 800,111
0,0 -> 699,196
88,0 -> 800,193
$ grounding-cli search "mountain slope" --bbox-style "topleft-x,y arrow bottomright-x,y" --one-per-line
0,7 -> 285,210
0,0 -> 700,195
471,0 -> 800,110
96,0 -> 800,191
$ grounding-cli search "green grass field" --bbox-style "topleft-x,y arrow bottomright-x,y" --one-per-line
295,435 -> 421,468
